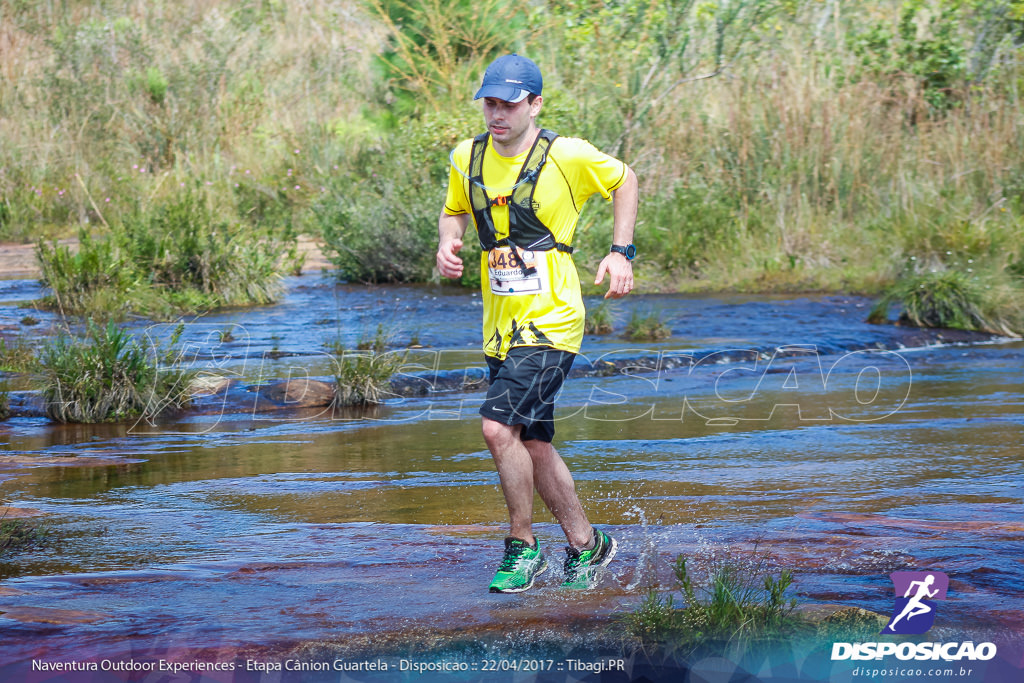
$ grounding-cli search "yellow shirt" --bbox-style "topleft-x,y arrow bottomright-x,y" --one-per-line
444,133 -> 628,359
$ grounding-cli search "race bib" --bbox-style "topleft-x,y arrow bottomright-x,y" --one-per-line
487,246 -> 548,296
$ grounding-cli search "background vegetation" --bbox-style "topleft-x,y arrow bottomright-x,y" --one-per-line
1,0 -> 1022,329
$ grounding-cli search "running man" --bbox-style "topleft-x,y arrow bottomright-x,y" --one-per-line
436,54 -> 639,592
887,574 -> 940,631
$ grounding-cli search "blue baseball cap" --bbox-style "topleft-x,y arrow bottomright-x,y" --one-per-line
473,54 -> 543,103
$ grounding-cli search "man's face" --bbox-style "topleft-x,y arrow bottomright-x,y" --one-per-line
482,95 -> 542,149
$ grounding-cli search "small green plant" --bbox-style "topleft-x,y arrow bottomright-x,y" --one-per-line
622,550 -> 800,654
333,350 -> 407,407
144,66 -> 168,105
585,301 -> 614,335
868,269 -> 1022,335
38,321 -> 195,423
357,323 -> 391,351
0,509 -> 49,557
624,309 -> 672,341
0,336 -> 39,372
267,334 -> 285,359
331,326 -> 406,407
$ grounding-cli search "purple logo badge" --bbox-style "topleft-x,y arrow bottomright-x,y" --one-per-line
883,571 -> 949,635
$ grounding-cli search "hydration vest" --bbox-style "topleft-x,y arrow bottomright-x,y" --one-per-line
467,129 -> 574,262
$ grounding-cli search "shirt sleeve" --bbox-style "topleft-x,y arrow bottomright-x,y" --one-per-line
443,140 -> 473,216
555,137 -> 628,202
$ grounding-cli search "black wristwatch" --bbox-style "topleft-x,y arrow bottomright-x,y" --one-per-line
610,243 -> 636,260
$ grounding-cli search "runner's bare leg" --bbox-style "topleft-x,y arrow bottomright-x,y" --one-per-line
524,439 -> 593,549
482,419 -> 537,545
483,419 -> 594,549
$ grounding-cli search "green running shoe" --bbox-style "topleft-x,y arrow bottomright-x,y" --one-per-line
562,528 -> 617,590
488,537 -> 548,593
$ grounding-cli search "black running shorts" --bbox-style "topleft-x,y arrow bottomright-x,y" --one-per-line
480,345 -> 577,443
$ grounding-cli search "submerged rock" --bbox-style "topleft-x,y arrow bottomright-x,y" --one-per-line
258,378 -> 336,408
0,606 -> 107,625
188,375 -> 233,396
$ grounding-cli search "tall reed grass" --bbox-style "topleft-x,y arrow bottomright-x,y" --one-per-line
1,0 -> 386,239
3,0 -> 1022,325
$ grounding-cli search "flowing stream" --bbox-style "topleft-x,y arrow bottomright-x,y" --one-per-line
1,274 -> 1022,680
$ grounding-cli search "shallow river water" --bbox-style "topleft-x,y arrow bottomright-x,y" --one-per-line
0,274 -> 1022,682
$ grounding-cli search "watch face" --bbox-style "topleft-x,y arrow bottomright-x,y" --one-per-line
612,244 -> 636,260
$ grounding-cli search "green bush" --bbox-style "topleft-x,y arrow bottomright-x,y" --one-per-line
39,321 -> 195,423
313,111 -> 476,283
313,158 -> 442,283
868,269 -> 1023,335
369,0 -> 525,115
636,185 -> 745,274
36,183 -> 289,319
849,1 -> 1024,112
849,1 -> 967,112
119,184 -> 286,306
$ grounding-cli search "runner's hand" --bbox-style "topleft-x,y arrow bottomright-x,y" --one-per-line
437,238 -> 464,279
595,252 -> 633,299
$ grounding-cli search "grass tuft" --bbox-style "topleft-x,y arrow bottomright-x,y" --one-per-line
39,321 -> 196,423
330,326 -> 407,408
0,509 -> 49,557
35,183 -> 288,320
868,270 -> 1023,336
622,550 -> 801,655
585,302 -> 614,335
624,310 -> 672,341
0,336 -> 39,373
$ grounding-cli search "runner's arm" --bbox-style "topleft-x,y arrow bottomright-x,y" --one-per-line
437,210 -> 469,279
595,166 -> 639,299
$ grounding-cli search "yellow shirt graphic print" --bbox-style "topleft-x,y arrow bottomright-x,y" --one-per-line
444,134 -> 627,359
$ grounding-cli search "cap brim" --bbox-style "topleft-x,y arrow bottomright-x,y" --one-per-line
473,85 -> 530,102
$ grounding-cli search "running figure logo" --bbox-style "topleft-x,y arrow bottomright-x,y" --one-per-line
884,571 -> 949,634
